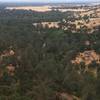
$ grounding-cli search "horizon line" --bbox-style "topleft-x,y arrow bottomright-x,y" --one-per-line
0,1 -> 100,3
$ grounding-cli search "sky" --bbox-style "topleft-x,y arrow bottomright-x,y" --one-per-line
0,0 -> 100,3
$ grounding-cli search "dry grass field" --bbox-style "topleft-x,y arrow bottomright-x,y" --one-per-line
6,5 -> 100,31
6,6 -> 52,12
6,6 -> 86,12
77,7 -> 100,29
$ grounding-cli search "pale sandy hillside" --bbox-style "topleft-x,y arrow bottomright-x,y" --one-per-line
6,6 -> 52,12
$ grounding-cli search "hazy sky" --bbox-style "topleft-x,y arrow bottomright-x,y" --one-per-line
0,0 -> 100,3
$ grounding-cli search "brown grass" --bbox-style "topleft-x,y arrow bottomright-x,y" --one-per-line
6,6 -> 52,12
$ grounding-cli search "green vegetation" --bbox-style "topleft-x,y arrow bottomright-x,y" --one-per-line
0,6 -> 100,100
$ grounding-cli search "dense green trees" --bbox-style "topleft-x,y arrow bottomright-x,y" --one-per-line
0,6 -> 99,100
